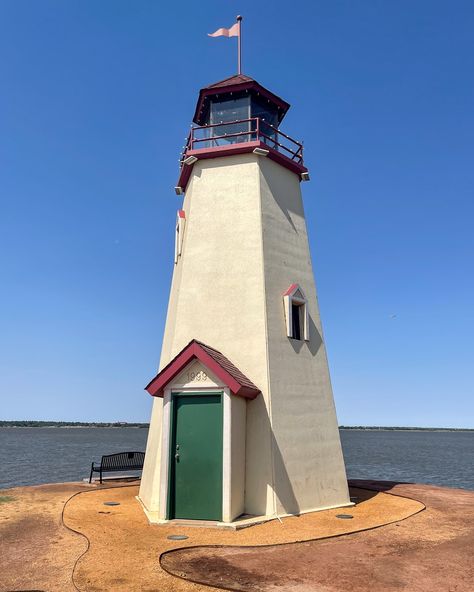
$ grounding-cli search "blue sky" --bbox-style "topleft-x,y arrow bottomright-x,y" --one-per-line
1,1 -> 473,427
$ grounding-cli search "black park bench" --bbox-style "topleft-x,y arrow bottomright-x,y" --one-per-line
89,451 -> 145,483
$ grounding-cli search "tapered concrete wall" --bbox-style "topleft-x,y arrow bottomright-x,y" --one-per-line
258,158 -> 349,514
139,398 -> 163,512
230,395 -> 246,520
140,155 -> 273,516
140,152 -> 350,519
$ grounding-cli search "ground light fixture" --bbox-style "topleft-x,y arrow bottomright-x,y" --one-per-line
103,501 -> 121,506
336,514 -> 354,519
167,534 -> 189,541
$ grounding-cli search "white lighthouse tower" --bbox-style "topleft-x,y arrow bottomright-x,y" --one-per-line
138,72 -> 350,524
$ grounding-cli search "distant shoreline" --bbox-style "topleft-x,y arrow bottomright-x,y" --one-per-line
339,427 -> 474,432
0,421 -> 472,432
0,421 -> 149,428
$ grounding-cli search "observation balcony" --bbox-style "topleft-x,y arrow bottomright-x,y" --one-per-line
175,117 -> 308,194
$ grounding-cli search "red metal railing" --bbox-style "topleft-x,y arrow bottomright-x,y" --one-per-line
179,118 -> 304,166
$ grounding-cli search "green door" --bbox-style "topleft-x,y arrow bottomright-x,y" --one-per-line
169,393 -> 223,520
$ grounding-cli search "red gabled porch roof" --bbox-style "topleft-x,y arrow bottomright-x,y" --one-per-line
145,340 -> 260,400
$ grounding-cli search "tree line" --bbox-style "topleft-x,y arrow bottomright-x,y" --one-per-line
0,421 -> 471,431
339,425 -> 473,431
0,420 -> 150,428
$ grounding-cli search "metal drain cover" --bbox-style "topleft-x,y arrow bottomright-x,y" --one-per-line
103,501 -> 121,506
167,534 -> 189,541
336,514 -> 354,519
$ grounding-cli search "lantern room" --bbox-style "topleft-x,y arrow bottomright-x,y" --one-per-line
176,74 -> 309,194
194,73 -> 289,127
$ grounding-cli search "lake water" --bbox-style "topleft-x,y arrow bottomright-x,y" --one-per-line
0,427 -> 472,491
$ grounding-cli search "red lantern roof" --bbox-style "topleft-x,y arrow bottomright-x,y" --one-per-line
193,74 -> 290,125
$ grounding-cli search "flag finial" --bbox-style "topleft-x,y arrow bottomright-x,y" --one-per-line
208,15 -> 243,75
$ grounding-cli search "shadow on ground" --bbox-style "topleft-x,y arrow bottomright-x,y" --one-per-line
159,481 -> 473,592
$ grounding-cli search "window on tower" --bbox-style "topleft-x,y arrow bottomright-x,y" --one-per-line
174,210 -> 185,264
283,284 -> 309,341
291,303 -> 302,341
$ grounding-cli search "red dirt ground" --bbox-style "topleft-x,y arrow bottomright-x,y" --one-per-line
1,480 -> 472,591
160,481 -> 474,591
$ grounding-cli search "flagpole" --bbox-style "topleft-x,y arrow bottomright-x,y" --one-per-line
237,15 -> 242,74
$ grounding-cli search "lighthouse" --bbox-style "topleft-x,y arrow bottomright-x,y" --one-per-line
138,71 -> 351,524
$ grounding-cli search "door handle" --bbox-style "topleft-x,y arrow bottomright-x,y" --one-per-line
174,452 -> 180,460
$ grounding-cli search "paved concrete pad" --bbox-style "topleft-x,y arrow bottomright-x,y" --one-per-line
64,482 -> 421,591
1,480 -> 470,591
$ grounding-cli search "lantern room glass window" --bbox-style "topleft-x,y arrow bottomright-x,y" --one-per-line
195,93 -> 281,150
252,98 -> 279,147
203,96 -> 251,147
210,96 -> 250,124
